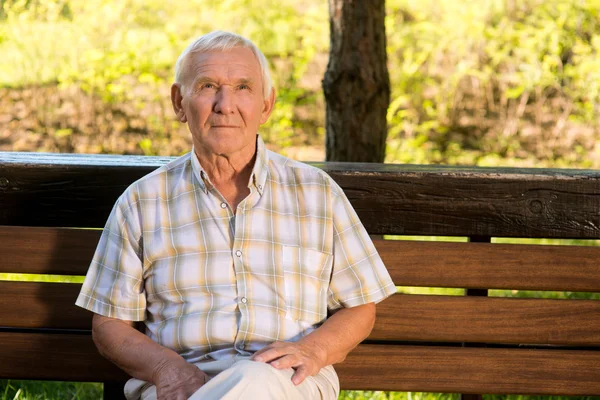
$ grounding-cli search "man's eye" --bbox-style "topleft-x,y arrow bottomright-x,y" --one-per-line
202,83 -> 216,90
239,84 -> 249,90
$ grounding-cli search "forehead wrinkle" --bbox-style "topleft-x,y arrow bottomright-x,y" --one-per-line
185,49 -> 263,91
190,69 -> 259,92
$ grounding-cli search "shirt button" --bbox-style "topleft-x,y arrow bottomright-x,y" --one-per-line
235,250 -> 242,257
241,297 -> 247,304
237,343 -> 245,350
258,185 -> 262,190
220,202 -> 227,209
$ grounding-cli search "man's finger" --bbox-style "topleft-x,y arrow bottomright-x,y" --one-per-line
250,347 -> 268,359
250,346 -> 273,361
251,346 -> 287,363
251,341 -> 285,359
291,365 -> 309,386
250,342 -> 278,359
269,354 -> 298,369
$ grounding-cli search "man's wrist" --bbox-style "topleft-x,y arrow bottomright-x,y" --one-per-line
151,353 -> 190,386
299,337 -> 329,367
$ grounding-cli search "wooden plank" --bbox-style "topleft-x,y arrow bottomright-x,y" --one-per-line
376,240 -> 600,292
3,281 -> 600,348
0,332 -> 128,382
0,282 -> 91,329
1,333 -> 598,394
0,226 -> 99,275
1,153 -> 600,238
373,294 -> 600,346
337,345 -> 600,394
2,227 -> 600,293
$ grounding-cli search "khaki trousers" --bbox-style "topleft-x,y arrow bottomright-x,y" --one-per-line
124,355 -> 340,400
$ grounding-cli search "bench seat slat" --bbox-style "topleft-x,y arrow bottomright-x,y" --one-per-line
2,227 -> 600,292
374,294 -> 600,345
375,239 -> 600,292
0,332 -> 127,382
0,282 -> 90,329
0,226 -> 99,275
2,282 -> 600,346
1,332 -> 599,395
337,344 -> 600,394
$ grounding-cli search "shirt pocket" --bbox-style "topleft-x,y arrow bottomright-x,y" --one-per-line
282,245 -> 332,324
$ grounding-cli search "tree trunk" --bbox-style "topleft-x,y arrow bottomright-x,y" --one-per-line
323,0 -> 390,162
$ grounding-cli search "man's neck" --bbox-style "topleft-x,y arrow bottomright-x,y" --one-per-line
194,144 -> 257,211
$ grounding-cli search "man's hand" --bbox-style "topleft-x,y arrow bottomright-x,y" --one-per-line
154,359 -> 208,400
251,303 -> 376,386
250,340 -> 327,386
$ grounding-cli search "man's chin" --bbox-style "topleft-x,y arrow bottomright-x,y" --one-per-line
194,139 -> 255,160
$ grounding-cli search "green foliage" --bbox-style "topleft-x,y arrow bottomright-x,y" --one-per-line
0,0 -> 328,155
385,0 -> 600,167
1,0 -> 598,166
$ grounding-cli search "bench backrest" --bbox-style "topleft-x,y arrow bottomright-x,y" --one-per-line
1,153 -> 599,395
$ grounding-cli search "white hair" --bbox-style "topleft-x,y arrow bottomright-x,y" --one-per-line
174,30 -> 273,99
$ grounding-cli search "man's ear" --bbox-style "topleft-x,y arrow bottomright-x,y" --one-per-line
259,88 -> 276,124
171,83 -> 187,123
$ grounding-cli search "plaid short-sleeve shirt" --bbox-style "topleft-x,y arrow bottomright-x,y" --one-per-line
76,135 -> 396,362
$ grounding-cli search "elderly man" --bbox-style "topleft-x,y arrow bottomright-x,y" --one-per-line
76,31 -> 395,400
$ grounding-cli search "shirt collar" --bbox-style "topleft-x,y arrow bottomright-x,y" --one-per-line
190,147 -> 210,194
191,135 -> 269,196
251,135 -> 269,196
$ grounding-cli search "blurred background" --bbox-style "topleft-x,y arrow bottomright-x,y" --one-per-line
1,0 -> 599,168
1,1 -> 600,399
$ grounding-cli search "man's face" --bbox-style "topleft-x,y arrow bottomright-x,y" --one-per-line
173,47 -> 274,158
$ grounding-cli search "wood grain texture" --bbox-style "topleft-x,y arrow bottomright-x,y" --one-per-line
0,226 -> 100,275
1,153 -> 599,237
0,332 -> 128,382
2,227 -> 599,293
3,281 -> 600,347
0,282 -> 91,329
374,294 -> 600,345
375,239 -> 600,292
336,345 -> 600,394
1,334 -> 599,394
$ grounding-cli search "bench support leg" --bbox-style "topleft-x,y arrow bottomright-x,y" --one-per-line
460,237 -> 489,400
104,381 -> 127,400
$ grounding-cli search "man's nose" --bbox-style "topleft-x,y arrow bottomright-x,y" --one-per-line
213,88 -> 234,114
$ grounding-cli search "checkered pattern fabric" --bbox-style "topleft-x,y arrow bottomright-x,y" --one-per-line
76,136 -> 396,362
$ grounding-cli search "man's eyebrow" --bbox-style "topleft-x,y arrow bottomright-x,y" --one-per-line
192,77 -> 214,87
191,77 -> 255,87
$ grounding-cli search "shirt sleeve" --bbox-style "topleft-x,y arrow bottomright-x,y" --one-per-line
327,180 -> 397,311
75,187 -> 146,321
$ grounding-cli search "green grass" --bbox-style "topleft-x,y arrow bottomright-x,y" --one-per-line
0,274 -> 83,283
1,382 -> 598,400
0,380 -> 102,400
340,392 -> 458,400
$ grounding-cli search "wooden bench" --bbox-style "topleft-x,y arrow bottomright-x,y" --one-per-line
1,152 -> 599,399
